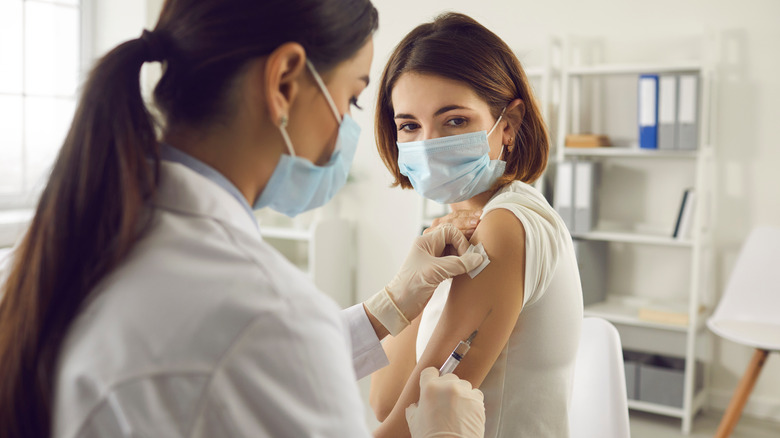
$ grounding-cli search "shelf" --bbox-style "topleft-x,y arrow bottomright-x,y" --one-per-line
627,386 -> 707,418
260,226 -> 311,241
563,147 -> 698,159
628,399 -> 684,418
584,296 -> 705,332
566,63 -> 702,76
572,230 -> 693,247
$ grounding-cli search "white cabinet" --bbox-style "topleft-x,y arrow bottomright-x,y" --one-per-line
553,39 -> 716,434
256,210 -> 355,309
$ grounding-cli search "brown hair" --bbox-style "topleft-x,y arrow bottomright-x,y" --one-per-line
375,12 -> 548,190
0,0 -> 377,436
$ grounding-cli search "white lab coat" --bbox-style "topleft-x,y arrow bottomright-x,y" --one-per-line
50,161 -> 388,438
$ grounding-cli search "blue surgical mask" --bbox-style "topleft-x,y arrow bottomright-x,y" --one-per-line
254,60 -> 361,217
397,109 -> 506,204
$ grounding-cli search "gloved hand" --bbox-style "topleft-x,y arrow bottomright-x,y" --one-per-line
406,367 -> 486,438
364,224 -> 484,335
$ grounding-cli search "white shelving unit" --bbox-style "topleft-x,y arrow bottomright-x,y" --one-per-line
554,38 -> 716,434
256,211 -> 355,309
526,38 -> 563,199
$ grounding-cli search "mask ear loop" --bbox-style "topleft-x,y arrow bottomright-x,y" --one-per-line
279,115 -> 296,157
489,107 -> 508,160
487,107 -> 507,137
305,60 -> 343,124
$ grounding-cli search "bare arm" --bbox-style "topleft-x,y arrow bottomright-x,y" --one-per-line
373,209 -> 526,438
369,316 -> 420,421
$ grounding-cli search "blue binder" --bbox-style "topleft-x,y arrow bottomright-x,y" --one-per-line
638,74 -> 659,149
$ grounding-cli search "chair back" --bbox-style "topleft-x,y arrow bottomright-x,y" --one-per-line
569,317 -> 631,438
710,226 -> 780,326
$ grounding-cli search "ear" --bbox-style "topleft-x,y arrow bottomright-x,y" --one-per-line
264,42 -> 307,127
501,98 -> 525,148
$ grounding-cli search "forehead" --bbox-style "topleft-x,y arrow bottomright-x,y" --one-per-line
324,38 -> 374,83
391,72 -> 488,113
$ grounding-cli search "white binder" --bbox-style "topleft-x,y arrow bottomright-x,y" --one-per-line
677,75 -> 699,150
658,75 -> 678,150
554,160 -> 575,231
573,240 -> 608,306
574,160 -> 598,234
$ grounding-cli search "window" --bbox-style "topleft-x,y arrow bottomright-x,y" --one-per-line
0,0 -> 85,209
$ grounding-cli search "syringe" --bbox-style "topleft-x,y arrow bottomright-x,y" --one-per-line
438,330 -> 478,375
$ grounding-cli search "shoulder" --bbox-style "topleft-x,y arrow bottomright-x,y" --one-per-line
473,207 -> 527,260
483,181 -> 569,248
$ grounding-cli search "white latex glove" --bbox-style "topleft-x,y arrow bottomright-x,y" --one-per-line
364,224 -> 484,335
406,367 -> 486,438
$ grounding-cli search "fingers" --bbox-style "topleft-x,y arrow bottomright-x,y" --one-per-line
426,210 -> 482,238
460,253 -> 486,273
447,210 -> 481,236
431,253 -> 485,280
419,366 -> 440,386
404,403 -> 418,424
437,224 -> 472,256
419,366 -> 480,396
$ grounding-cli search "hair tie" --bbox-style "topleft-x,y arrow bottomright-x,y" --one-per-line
140,29 -> 166,62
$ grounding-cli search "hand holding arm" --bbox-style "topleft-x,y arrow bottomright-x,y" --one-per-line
364,224 -> 484,337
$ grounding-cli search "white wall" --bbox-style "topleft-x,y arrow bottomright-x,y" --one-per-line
345,0 -> 780,422
88,0 -> 146,59
102,0 -> 780,423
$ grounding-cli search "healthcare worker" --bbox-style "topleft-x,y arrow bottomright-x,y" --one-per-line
0,1 -> 487,437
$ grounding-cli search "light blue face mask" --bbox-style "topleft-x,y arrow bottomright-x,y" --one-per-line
397,109 -> 507,204
254,60 -> 361,217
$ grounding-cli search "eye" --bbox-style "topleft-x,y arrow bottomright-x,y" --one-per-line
398,122 -> 420,132
350,97 -> 363,111
446,117 -> 467,127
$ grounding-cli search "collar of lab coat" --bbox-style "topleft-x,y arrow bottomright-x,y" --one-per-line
154,160 -> 260,237
158,144 -> 257,224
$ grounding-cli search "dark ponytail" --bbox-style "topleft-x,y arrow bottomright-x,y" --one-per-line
0,1 -> 377,436
0,36 -> 159,438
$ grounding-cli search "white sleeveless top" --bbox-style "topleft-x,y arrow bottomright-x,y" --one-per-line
416,181 -> 583,437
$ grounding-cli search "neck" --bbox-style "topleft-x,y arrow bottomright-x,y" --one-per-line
449,188 -> 499,212
162,117 -> 283,206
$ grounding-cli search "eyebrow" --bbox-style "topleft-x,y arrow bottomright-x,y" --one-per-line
394,104 -> 473,120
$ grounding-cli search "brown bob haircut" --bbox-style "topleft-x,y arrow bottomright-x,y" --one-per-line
375,12 -> 549,190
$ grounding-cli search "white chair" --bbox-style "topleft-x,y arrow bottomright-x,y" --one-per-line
569,317 -> 631,438
707,226 -> 780,438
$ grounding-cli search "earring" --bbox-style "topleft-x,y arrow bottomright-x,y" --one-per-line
280,115 -> 289,128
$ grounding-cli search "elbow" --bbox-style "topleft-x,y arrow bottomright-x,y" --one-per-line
369,390 -> 393,422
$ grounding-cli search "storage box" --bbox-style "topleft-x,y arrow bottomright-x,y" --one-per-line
573,240 -> 608,306
624,361 -> 638,400
638,355 -> 703,408
565,133 -> 611,148
623,350 -> 653,400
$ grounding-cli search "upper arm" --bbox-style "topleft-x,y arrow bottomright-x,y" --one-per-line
418,207 -> 526,388
373,208 -> 526,438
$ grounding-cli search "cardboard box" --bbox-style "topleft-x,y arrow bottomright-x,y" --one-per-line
565,134 -> 611,148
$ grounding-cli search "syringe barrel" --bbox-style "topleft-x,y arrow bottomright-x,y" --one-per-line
439,341 -> 471,375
